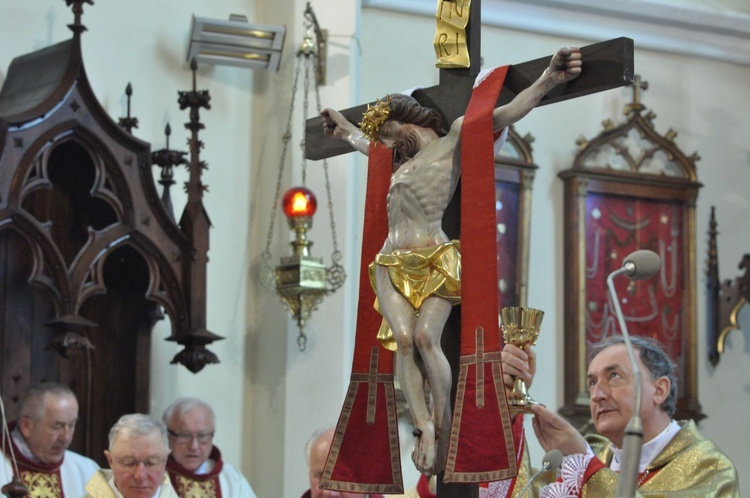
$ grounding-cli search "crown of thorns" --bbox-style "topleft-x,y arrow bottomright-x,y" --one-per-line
359,97 -> 392,142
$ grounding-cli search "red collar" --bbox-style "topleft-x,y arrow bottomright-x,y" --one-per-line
165,445 -> 223,479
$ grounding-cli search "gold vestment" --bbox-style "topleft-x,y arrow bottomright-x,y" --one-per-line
583,420 -> 739,497
84,469 -> 180,498
508,420 -> 739,498
369,240 -> 461,351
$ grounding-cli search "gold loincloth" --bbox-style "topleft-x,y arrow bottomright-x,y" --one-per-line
369,240 -> 461,351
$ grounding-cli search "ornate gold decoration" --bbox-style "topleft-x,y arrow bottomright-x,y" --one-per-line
359,97 -> 392,142
175,476 -> 217,498
20,471 -> 62,498
500,306 -> 545,414
434,0 -> 471,68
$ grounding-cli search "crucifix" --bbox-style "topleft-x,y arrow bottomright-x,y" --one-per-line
305,2 -> 633,497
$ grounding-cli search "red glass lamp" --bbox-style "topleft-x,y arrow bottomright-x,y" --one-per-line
281,186 -> 317,258
282,186 -> 317,218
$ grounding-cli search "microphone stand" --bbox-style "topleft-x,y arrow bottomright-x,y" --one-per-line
515,450 -> 563,497
607,267 -> 643,498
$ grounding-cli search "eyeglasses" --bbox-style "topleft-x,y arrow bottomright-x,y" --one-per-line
167,429 -> 214,444
114,456 -> 168,471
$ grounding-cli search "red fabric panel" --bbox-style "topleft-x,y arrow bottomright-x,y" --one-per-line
446,66 -> 516,481
351,142 -> 393,373
495,180 -> 521,313
460,66 -> 509,355
322,142 -> 403,493
584,194 -> 686,365
416,474 -> 437,498
446,361 -> 514,480
328,383 -> 397,484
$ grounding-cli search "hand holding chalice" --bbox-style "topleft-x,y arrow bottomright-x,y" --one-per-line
500,306 -> 544,414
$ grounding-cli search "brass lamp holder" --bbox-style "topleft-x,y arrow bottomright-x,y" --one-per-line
259,5 -> 344,350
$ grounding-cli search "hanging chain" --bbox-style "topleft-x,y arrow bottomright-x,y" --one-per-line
259,8 -> 347,350
295,14 -> 316,350
300,51 -> 311,187
259,52 -> 304,291
311,49 -> 346,291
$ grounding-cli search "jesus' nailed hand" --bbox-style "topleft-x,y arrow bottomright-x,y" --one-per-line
320,47 -> 581,475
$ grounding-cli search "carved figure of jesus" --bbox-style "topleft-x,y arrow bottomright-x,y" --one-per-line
321,47 -> 581,475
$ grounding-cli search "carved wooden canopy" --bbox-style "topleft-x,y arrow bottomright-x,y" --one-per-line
0,0 -> 221,461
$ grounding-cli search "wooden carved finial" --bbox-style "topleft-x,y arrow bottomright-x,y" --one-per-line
627,74 -> 649,112
118,82 -> 139,134
190,58 -> 198,91
151,123 -> 187,221
64,0 -> 94,34
179,59 -> 210,132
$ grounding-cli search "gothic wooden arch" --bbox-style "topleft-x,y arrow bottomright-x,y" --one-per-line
0,2 -> 220,464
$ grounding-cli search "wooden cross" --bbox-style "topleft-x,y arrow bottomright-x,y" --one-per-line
305,2 -> 633,496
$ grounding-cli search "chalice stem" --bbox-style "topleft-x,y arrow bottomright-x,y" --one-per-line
509,377 -> 539,413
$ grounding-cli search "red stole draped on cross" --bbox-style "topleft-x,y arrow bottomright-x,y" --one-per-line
444,65 -> 517,483
166,446 -> 224,498
3,423 -> 66,498
320,142 -> 404,494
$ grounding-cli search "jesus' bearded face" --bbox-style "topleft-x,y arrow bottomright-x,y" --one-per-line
378,121 -> 420,160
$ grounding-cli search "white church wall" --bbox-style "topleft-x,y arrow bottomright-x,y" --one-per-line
247,0 -> 364,496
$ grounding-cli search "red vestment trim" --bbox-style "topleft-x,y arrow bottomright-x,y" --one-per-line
445,65 -> 517,483
320,142 -> 404,494
582,456 -> 608,484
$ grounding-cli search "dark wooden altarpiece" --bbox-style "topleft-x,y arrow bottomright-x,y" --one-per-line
558,77 -> 705,429
0,2 -> 220,464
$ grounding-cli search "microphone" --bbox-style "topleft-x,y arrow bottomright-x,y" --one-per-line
606,249 -> 661,498
516,449 -> 563,497
622,249 -> 661,281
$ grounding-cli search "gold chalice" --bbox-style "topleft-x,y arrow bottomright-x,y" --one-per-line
500,306 -> 545,414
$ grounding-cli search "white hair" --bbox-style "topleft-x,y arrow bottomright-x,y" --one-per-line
108,413 -> 168,452
162,397 -> 215,427
305,426 -> 334,468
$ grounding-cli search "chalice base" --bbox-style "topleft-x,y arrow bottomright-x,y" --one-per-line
507,377 -> 540,415
507,393 -> 541,415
